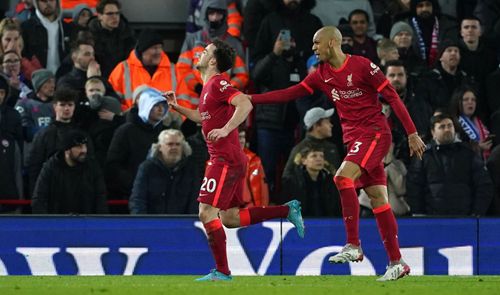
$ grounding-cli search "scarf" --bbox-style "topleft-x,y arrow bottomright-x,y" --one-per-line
459,115 -> 489,142
412,16 -> 439,66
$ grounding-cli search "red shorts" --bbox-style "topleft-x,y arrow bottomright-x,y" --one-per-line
344,133 -> 391,188
197,159 -> 246,210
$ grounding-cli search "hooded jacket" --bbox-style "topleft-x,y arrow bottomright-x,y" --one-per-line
105,89 -> 168,198
21,0 -> 72,71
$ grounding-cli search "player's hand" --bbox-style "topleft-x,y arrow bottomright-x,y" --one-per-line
408,133 -> 426,160
163,91 -> 178,109
207,128 -> 229,142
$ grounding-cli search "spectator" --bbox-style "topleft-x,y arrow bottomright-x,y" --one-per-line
359,142 -> 410,216
384,60 -> 432,137
242,0 -> 280,59
415,39 -> 473,112
408,0 -> 458,67
0,18 -> 42,82
338,23 -> 355,54
108,29 -> 175,111
450,85 -> 493,160
281,145 -> 341,217
129,129 -> 198,214
458,16 -> 498,116
6,0 -> 35,22
1,50 -> 32,105
239,127 -> 269,207
186,0 -> 243,38
251,0 -> 322,196
349,9 -> 379,63
21,0 -> 73,73
186,125 -> 209,184
105,87 -> 168,200
31,129 -> 107,214
88,0 -> 135,78
0,73 -> 23,213
26,88 -> 88,194
485,67 -> 500,137
407,113 -> 494,216
283,107 -> 342,178
176,0 -> 248,111
377,38 -> 400,68
70,4 -> 92,39
389,21 -> 425,75
79,77 -> 123,169
15,69 -> 55,142
377,0 -> 411,38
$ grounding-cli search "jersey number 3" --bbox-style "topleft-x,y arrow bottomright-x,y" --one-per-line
349,141 -> 363,154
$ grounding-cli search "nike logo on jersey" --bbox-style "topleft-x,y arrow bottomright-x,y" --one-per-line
324,77 -> 334,83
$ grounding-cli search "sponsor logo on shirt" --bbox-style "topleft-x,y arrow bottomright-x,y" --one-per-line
331,88 -> 363,101
347,73 -> 353,87
200,111 -> 211,121
369,62 -> 380,76
219,80 -> 230,92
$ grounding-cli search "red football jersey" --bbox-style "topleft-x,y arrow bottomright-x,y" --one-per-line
302,55 -> 391,143
198,74 -> 246,165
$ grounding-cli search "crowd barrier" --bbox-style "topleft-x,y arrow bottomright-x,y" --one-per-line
0,217 -> 498,276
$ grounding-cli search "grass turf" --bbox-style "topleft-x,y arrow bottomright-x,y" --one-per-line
1,276 -> 499,295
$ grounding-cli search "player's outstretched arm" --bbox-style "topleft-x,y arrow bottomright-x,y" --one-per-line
250,83 -> 311,104
164,91 -> 202,123
207,94 -> 252,142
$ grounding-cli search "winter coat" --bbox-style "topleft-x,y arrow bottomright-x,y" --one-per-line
32,152 -> 107,214
129,157 -> 199,214
407,141 -> 494,216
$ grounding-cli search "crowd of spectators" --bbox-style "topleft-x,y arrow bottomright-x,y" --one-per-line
1,0 -> 499,217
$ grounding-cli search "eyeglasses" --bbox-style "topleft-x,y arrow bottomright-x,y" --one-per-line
103,11 -> 120,16
164,142 -> 181,147
3,59 -> 20,64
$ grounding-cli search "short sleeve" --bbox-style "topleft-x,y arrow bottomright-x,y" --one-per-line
212,77 -> 241,104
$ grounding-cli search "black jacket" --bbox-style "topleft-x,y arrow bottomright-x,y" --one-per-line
26,121 -> 92,194
129,156 -> 199,214
21,13 -> 72,68
407,141 -> 494,216
105,108 -> 166,198
88,17 -> 136,78
282,165 -> 341,217
32,152 -> 108,214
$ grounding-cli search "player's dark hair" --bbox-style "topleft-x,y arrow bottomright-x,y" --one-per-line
96,0 -> 121,14
212,39 -> 235,73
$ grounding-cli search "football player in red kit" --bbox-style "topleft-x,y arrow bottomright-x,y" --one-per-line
165,39 -> 305,281
251,26 -> 426,281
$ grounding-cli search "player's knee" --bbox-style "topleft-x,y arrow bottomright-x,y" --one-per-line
220,214 -> 239,228
333,175 -> 355,191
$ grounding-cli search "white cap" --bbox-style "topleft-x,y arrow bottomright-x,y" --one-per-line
304,107 -> 335,129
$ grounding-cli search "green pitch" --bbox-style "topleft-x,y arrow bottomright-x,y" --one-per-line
1,276 -> 499,295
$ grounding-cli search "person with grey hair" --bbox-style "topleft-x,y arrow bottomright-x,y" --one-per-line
129,129 -> 199,214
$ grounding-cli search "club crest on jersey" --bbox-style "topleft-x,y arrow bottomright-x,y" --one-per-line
219,80 -> 230,92
347,73 -> 353,87
331,88 -> 340,101
369,62 -> 380,76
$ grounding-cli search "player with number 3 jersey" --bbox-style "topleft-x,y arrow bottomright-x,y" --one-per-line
165,39 -> 305,282
251,26 -> 426,281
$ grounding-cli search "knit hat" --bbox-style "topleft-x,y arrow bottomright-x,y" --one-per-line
390,21 -> 414,40
438,39 -> 460,58
304,107 -> 335,130
88,95 -> 122,115
31,69 -> 55,94
135,29 -> 163,56
61,129 -> 88,151
306,54 -> 320,70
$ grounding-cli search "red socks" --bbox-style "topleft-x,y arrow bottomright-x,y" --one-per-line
334,176 -> 360,246
239,206 -> 289,227
373,204 -> 402,262
203,219 -> 230,275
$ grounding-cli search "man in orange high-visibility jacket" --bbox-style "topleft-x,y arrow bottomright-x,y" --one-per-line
109,29 -> 176,111
176,0 -> 248,111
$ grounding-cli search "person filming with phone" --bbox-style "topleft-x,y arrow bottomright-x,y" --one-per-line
251,0 -> 322,198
